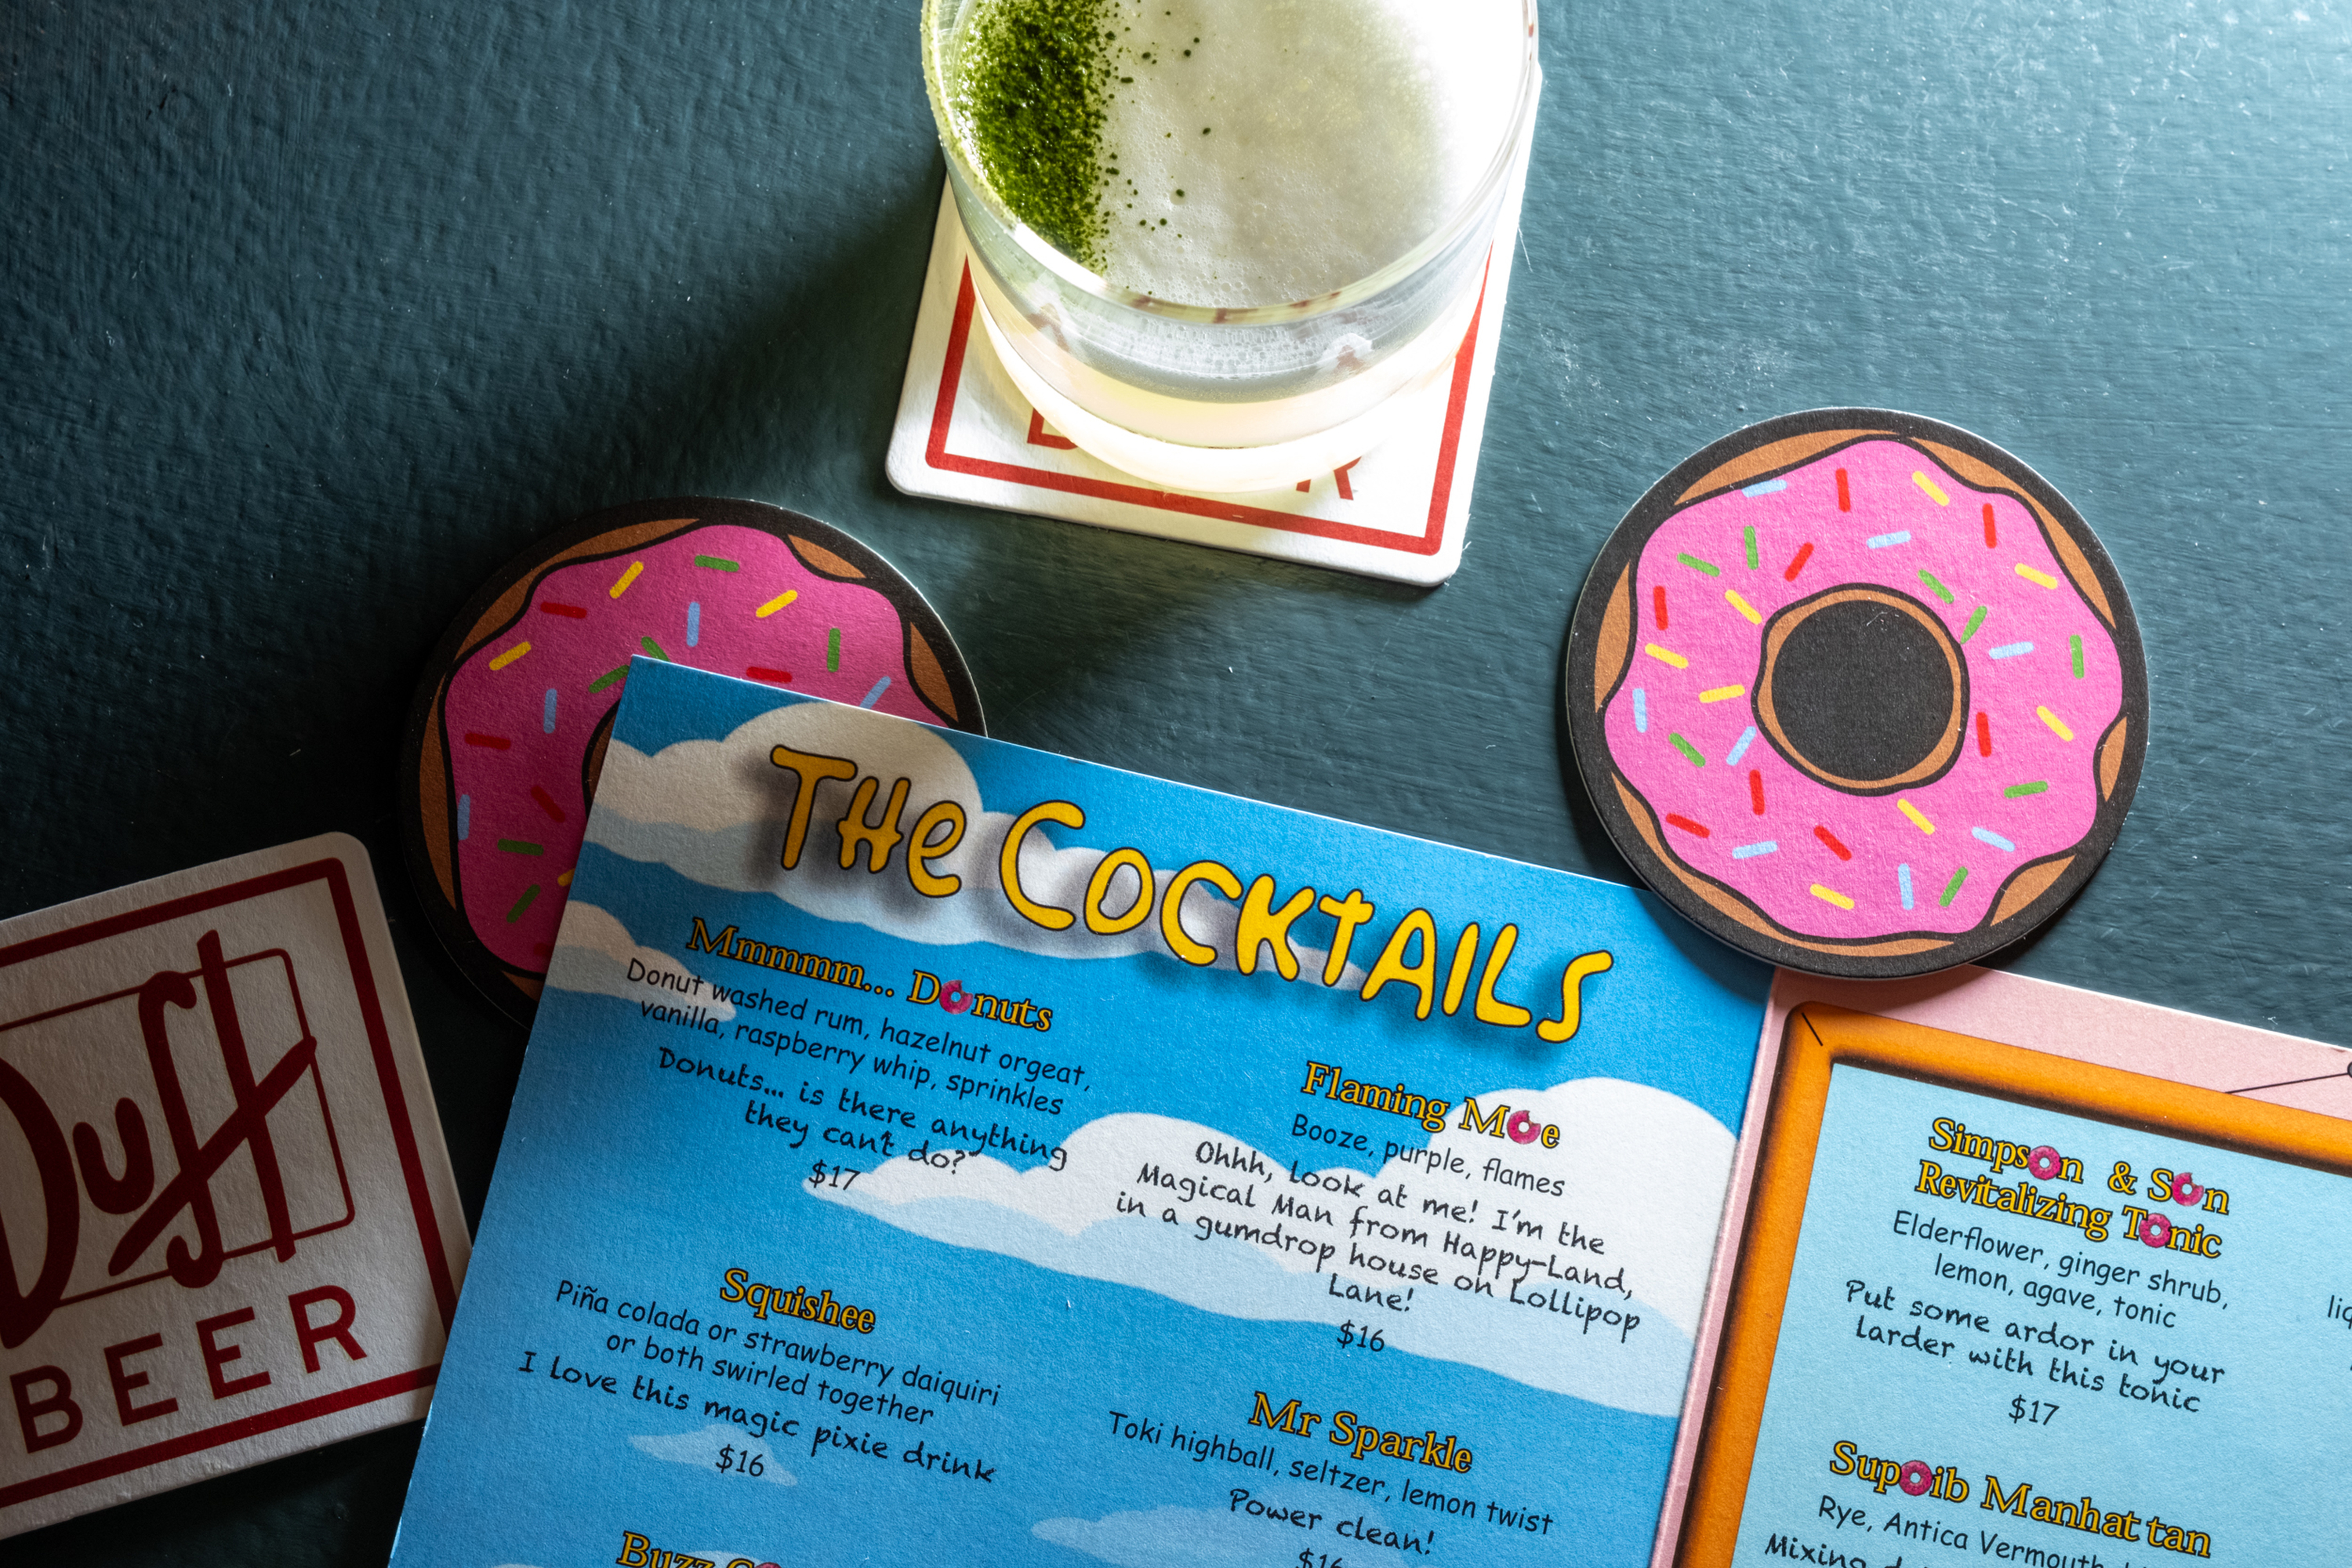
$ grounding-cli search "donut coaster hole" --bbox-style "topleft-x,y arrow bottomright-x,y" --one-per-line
1756,586 -> 1967,794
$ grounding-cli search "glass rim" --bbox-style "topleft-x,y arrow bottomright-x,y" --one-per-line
922,0 -> 1541,328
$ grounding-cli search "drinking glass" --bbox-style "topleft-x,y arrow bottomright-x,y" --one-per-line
920,0 -> 1541,492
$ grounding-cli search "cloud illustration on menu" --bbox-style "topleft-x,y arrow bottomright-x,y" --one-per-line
548,901 -> 737,1019
810,1077 -> 1732,1417
583,699 -> 1360,980
628,1423 -> 797,1486
1033,1505 -> 1306,1567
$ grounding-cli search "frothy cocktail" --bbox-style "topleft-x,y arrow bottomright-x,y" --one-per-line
924,0 -> 1538,487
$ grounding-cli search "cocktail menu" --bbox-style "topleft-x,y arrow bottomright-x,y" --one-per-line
390,657 -> 1770,1567
1660,971 -> 2352,1567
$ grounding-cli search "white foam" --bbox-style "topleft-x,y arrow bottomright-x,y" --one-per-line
1004,0 -> 1524,306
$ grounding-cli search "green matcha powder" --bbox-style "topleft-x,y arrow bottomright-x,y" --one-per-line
953,0 -> 1115,271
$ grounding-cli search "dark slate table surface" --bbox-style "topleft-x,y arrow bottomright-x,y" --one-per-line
4,2 -> 2346,1561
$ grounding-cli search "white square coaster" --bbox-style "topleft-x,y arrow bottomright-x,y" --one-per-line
886,89 -> 1537,588
0,836 -> 468,1537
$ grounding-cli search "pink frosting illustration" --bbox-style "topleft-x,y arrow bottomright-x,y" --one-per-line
1599,441 -> 2126,939
436,523 -> 954,976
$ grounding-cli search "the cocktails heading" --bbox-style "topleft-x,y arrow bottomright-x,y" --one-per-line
764,743 -> 1616,1044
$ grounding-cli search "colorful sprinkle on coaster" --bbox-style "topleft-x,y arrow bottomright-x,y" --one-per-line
400,497 -> 984,1024
1563,409 -> 2147,979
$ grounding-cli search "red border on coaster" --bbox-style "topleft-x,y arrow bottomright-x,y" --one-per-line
0,1368 -> 440,1509
0,857 -> 457,1511
923,261 -> 1487,558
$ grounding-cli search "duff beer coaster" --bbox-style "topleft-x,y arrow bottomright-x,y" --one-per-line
399,498 -> 984,1025
1563,409 -> 2148,979
883,70 -> 1537,590
0,835 -> 468,1538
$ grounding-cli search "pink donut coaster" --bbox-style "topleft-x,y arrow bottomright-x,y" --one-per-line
1564,411 -> 2147,979
399,497 -> 983,1023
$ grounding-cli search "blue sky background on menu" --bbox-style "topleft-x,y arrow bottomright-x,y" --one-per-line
394,662 -> 1769,1568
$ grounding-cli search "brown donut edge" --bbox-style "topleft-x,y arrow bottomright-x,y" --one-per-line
906,624 -> 961,724
1592,564 -> 1635,713
788,534 -> 867,581
1987,855 -> 2077,926
2097,714 -> 2129,801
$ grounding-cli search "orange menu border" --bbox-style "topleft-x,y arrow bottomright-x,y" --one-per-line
1674,1002 -> 2352,1567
